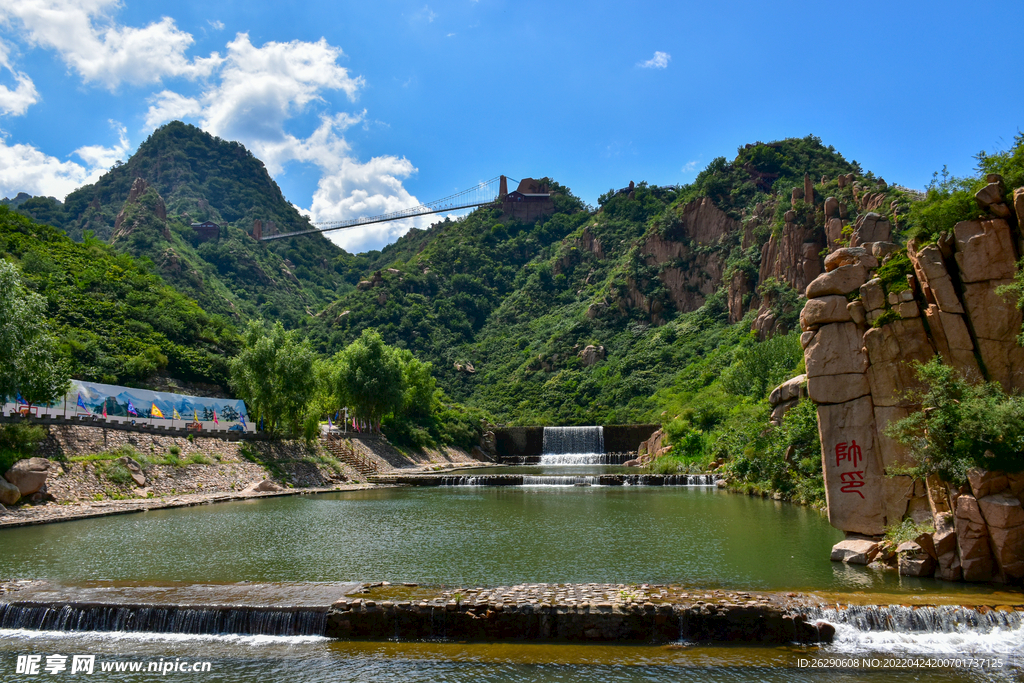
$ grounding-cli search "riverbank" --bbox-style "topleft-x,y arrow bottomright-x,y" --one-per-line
1,423 -> 489,527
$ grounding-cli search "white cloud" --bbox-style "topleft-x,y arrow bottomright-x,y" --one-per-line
144,90 -> 202,130
73,119 -> 129,169
0,41 -> 38,116
142,33 -> 427,252
194,33 -> 363,171
0,120 -> 129,199
638,51 -> 670,69
681,160 -> 699,173
208,19 -> 224,31
2,0 -> 221,89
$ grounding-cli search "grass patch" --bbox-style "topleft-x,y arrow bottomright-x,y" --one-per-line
95,461 -> 134,486
70,444 -> 142,464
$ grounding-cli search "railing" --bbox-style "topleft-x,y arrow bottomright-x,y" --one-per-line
0,412 -> 270,442
322,434 -> 380,476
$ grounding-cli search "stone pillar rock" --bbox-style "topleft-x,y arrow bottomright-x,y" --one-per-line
817,396 -> 886,535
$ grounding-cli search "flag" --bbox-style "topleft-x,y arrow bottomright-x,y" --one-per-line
127,401 -> 137,416
102,403 -> 107,418
77,393 -> 90,414
328,415 -> 334,430
151,403 -> 165,419
213,409 -> 219,425
240,414 -> 247,429
259,415 -> 264,431
194,410 -> 199,422
16,392 -> 27,406
173,408 -> 181,420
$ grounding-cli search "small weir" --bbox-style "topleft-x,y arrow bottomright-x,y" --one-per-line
386,474 -> 721,486
803,604 -> 1023,633
3,583 -> 1023,649
0,602 -> 328,636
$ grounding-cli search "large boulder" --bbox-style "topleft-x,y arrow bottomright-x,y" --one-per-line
953,219 -> 1017,283
830,538 -> 879,564
117,456 -> 146,487
954,494 -> 994,582
800,295 -> 851,330
4,457 -> 51,496
859,278 -> 886,312
0,477 -> 20,506
823,247 -> 877,273
251,479 -> 284,492
805,264 -> 868,298
977,492 -> 1024,580
768,374 -> 806,406
850,213 -> 891,246
804,323 -> 869,377
967,468 -> 1008,499
959,279 -> 1024,392
897,541 -> 936,577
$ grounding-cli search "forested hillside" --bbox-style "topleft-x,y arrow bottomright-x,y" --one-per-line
12,122 -> 369,326
305,136 -> 892,426
0,206 -> 237,388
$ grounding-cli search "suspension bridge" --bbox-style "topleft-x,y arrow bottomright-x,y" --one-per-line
259,176 -> 517,242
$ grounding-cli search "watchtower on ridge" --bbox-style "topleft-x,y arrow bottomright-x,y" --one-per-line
500,176 -> 555,222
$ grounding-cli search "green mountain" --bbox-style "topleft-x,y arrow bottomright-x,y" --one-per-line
0,206 -> 237,388
304,135 -> 903,425
14,122 -> 368,327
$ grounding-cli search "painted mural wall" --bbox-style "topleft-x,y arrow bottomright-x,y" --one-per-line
3,380 -> 252,432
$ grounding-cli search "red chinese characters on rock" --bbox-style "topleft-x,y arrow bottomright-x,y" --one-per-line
834,440 -> 865,499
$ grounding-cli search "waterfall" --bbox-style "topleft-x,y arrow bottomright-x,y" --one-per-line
620,474 -> 719,486
0,603 -> 327,637
540,426 -> 604,464
802,605 -> 1024,655
522,476 -> 600,486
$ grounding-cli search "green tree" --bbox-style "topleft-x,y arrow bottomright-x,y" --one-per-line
335,329 -> 405,430
230,320 -> 316,437
886,358 -> 1024,484
0,259 -> 70,409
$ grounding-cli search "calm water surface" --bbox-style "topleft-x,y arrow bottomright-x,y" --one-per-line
0,486 -> 996,594
2,487 -> 1022,681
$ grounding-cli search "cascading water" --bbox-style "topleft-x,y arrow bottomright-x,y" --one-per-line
0,603 -> 327,637
522,475 -> 600,486
802,605 -> 1024,655
540,426 -> 605,464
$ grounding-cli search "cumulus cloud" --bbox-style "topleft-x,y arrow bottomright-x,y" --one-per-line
72,119 -> 129,169
638,51 -> 670,69
2,0 -> 221,89
0,123 -> 126,199
144,90 -> 202,130
142,33 -> 430,252
194,33 -> 363,172
0,41 -> 38,116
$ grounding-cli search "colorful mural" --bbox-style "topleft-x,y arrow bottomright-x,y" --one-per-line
3,380 -> 252,432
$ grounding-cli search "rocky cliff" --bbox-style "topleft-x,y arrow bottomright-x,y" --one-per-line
800,173 -> 1024,583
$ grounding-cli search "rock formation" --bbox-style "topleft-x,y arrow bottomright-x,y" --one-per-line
801,173 -> 1024,582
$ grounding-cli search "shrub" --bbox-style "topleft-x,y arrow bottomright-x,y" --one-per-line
0,423 -> 48,473
886,357 -> 1024,483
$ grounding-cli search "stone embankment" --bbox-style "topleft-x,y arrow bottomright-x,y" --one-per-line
798,173 -> 1024,583
1,424 -> 485,527
328,583 -> 831,643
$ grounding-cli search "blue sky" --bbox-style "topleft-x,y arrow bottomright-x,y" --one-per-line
0,0 -> 1021,253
